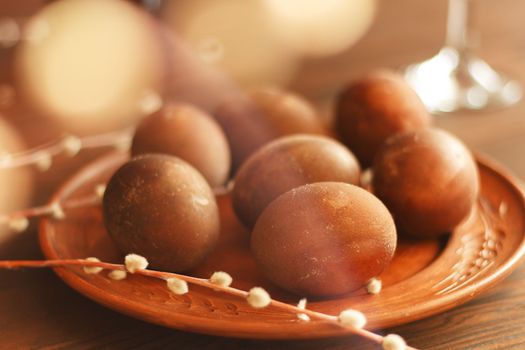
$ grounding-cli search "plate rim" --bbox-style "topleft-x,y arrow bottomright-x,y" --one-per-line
39,152 -> 525,339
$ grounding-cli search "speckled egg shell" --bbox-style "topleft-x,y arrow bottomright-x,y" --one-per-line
103,154 -> 220,272
214,88 -> 327,172
132,103 -> 231,187
373,128 -> 479,238
335,69 -> 432,166
251,182 -> 397,297
233,134 -> 360,228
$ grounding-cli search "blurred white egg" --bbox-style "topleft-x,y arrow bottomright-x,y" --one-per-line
16,0 -> 165,134
163,0 -> 299,88
264,0 -> 377,57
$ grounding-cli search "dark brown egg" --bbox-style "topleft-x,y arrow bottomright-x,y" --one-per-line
214,88 -> 327,172
373,128 -> 479,238
251,182 -> 397,297
232,134 -> 360,228
335,69 -> 432,166
131,103 -> 231,187
103,154 -> 220,272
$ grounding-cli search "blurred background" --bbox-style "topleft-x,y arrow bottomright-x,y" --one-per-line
0,0 -> 525,348
0,0 -> 380,222
1,0 -> 524,204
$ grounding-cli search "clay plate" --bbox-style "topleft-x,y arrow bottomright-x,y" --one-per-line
39,152 -> 525,339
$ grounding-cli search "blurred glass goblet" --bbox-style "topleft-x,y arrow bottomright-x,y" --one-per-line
404,0 -> 522,113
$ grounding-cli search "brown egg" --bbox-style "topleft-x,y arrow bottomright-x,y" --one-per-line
103,154 -> 220,272
335,69 -> 432,166
233,134 -> 360,228
372,128 -> 479,238
131,103 -> 231,187
214,88 -> 327,172
251,182 -> 397,297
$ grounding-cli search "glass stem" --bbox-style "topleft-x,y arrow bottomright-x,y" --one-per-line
445,0 -> 476,58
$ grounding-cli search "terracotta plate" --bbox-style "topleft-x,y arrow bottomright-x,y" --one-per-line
39,152 -> 525,339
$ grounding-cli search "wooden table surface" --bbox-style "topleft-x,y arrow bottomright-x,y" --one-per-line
2,0 -> 525,349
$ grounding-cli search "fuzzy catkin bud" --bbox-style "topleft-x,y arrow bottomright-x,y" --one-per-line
247,287 -> 271,308
338,309 -> 367,329
83,257 -> 103,274
63,135 -> 82,157
108,270 -> 127,280
95,184 -> 106,198
382,334 -> 407,350
366,277 -> 382,294
166,277 -> 189,295
50,202 -> 65,220
297,298 -> 307,309
124,254 -> 148,273
209,271 -> 233,287
360,168 -> 373,187
297,313 -> 310,322
35,152 -> 52,171
8,217 -> 29,232
296,298 -> 310,321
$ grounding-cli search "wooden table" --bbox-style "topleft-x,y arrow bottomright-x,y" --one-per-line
2,0 -> 525,349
